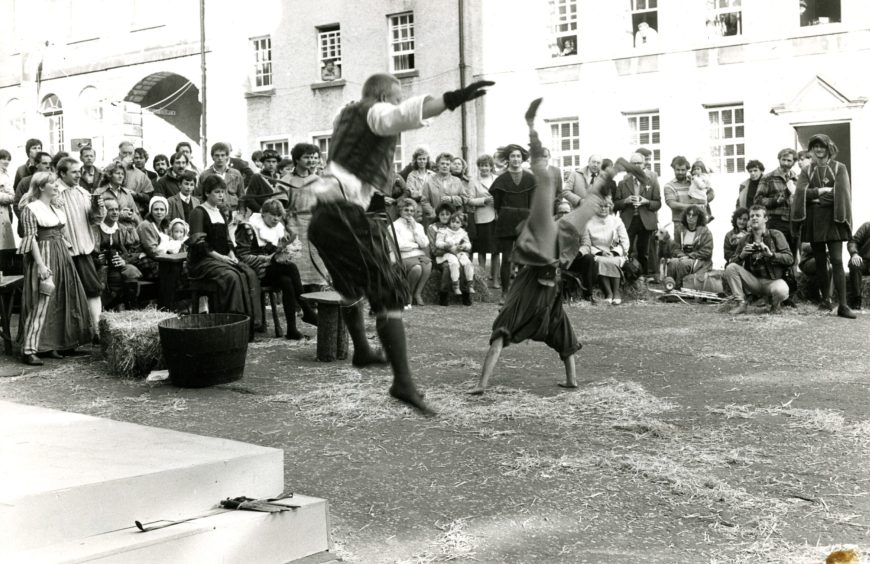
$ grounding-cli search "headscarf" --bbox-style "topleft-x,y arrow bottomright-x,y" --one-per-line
808,133 -> 839,162
791,133 -> 851,230
148,195 -> 169,215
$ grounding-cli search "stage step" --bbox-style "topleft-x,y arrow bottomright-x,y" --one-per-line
0,401 -> 284,552
14,495 -> 331,564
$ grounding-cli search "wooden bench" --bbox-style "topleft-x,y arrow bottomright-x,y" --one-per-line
0,275 -> 23,355
300,291 -> 348,362
189,278 -> 283,338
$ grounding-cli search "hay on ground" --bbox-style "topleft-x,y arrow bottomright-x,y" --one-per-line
99,308 -> 178,378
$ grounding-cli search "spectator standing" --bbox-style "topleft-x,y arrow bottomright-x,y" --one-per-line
664,155 -> 709,245
282,143 -> 326,288
133,147 -> 159,184
152,154 -> 169,178
94,162 -> 142,224
736,160 -> 764,209
245,149 -> 286,212
198,142 -> 245,213
723,207 -> 750,262
466,154 -> 497,277
56,157 -> 105,334
792,133 -> 855,318
847,221 -> 870,310
755,148 -> 798,253
403,148 -> 434,221
14,138 -> 42,188
167,171 -> 200,223
392,198 -> 432,306
188,175 -> 262,333
491,143 -> 535,293
541,148 -> 564,201
665,205 -> 713,288
228,145 -> 255,187
175,141 -> 200,174
725,205 -> 794,314
79,146 -> 102,193
116,142 -> 154,217
18,172 -> 93,365
153,151 -> 188,199
563,154 -> 602,208
614,152 -> 661,281
0,149 -> 15,271
421,152 -> 466,223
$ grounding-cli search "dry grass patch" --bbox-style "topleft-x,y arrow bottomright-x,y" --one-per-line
397,519 -> 477,563
499,450 -> 601,478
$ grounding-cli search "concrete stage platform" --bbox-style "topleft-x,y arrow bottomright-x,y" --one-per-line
1,401 -> 331,563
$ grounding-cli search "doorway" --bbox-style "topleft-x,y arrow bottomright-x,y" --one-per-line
794,122 -> 850,174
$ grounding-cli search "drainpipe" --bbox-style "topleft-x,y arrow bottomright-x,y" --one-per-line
458,0 -> 468,162
199,0 -> 208,167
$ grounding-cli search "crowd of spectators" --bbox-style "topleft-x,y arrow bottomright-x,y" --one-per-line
0,130 -> 867,364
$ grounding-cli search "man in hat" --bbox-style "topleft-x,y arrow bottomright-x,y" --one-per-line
308,73 -> 493,416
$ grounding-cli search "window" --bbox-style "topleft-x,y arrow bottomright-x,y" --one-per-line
707,105 -> 745,174
549,119 -> 581,178
706,0 -> 742,38
4,98 -> 24,136
549,0 -> 578,57
388,12 -> 415,72
393,135 -> 404,173
40,94 -> 64,154
800,0 -> 840,26
314,135 -> 331,165
79,86 -> 104,158
317,25 -> 342,82
631,0 -> 659,48
260,139 -> 289,158
251,36 -> 273,89
626,112 -> 661,176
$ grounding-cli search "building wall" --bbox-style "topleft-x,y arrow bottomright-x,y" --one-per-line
476,0 -> 870,266
244,0 -> 477,168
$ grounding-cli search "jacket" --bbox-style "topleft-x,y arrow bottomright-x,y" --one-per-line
491,169 -> 536,238
167,194 -> 201,224
848,221 -> 870,260
755,168 -> 796,218
562,166 -> 596,207
728,228 -> 794,280
736,177 -> 759,209
791,159 -> 851,231
613,173 -> 661,231
674,225 -> 714,261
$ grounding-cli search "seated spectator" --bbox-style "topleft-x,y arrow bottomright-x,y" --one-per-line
427,203 -> 458,306
798,241 -> 832,304
167,170 -> 200,224
282,143 -> 326,289
666,205 -> 713,288
392,199 -> 432,306
736,160 -> 764,208
188,175 -> 262,334
554,200 -> 572,220
97,198 -> 143,310
159,218 -> 189,254
235,197 -> 317,340
847,221 -> 870,310
422,152 -> 466,223
575,196 -> 629,304
435,211 -> 475,302
723,207 -> 749,262
725,205 -> 794,314
94,162 -> 142,223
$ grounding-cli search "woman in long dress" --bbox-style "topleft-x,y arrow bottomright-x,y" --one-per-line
188,175 -> 262,335
791,133 -> 856,319
18,172 -> 92,365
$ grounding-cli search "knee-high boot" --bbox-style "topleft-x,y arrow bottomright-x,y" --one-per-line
342,302 -> 387,366
375,315 -> 434,416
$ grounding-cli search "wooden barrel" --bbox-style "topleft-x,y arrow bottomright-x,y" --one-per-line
158,313 -> 250,387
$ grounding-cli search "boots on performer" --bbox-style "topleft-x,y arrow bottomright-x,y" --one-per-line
342,302 -> 387,367
375,316 -> 435,416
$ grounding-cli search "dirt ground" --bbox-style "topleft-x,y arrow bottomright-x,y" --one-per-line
2,300 -> 870,563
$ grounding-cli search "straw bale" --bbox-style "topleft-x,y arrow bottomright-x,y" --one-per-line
99,308 -> 178,378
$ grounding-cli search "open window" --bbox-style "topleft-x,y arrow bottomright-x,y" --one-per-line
800,0 -> 840,26
631,0 -> 659,48
549,0 -> 578,58
317,25 -> 342,82
706,0 -> 742,39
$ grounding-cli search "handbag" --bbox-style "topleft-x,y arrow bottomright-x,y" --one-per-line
39,275 -> 56,296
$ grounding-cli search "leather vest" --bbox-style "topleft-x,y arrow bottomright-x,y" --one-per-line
329,100 -> 397,191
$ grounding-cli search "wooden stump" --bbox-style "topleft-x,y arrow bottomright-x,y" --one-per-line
301,291 -> 348,362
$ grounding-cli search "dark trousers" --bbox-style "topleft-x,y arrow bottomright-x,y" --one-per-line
568,254 -> 598,297
498,237 -> 515,291
811,241 -> 847,306
848,258 -> 870,307
626,215 -> 653,275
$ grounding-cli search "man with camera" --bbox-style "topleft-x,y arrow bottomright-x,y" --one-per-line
724,205 -> 794,314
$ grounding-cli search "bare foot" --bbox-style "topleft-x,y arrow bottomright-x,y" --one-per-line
352,349 -> 389,368
389,384 -> 436,417
558,382 -> 578,389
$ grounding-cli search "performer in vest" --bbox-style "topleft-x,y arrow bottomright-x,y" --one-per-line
308,73 -> 493,416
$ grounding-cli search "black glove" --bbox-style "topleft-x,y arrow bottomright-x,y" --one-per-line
443,80 -> 495,110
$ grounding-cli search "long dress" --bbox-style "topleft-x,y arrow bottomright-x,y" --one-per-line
18,200 -> 92,353
188,204 -> 262,330
283,171 -> 327,286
